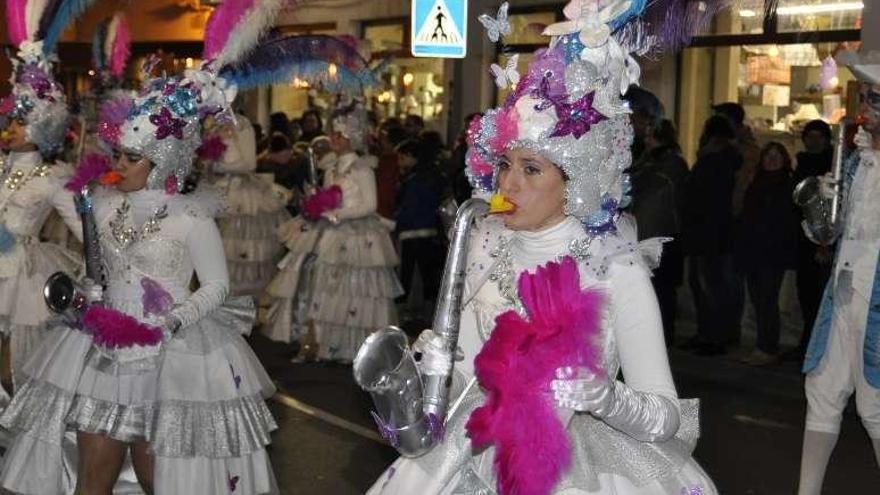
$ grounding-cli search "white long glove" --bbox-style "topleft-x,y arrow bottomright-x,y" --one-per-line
817,172 -> 838,200
550,367 -> 680,442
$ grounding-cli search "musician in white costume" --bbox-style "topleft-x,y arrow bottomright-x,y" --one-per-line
0,0 -> 293,490
363,1 -> 720,493
798,51 -> 880,495
0,20 -> 84,395
263,99 -> 401,362
208,112 -> 290,296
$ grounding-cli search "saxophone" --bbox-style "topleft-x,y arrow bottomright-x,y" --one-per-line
793,120 -> 847,246
353,198 -> 489,457
44,185 -> 103,315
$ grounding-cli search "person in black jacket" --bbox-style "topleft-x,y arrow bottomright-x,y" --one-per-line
395,137 -> 446,314
682,115 -> 743,355
629,118 -> 690,345
790,120 -> 835,361
736,142 -> 798,365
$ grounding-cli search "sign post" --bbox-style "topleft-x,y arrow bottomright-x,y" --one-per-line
411,0 -> 468,58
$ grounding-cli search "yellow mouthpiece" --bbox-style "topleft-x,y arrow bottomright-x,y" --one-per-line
489,193 -> 516,214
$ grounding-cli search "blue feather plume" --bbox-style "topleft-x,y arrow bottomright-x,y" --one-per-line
91,18 -> 109,71
219,35 -> 379,92
43,0 -> 99,55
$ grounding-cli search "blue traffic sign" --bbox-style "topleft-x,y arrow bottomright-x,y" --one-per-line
411,0 -> 468,58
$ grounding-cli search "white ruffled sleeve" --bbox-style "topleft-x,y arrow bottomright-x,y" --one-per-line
330,166 -> 378,221
169,215 -> 229,328
49,168 -> 83,243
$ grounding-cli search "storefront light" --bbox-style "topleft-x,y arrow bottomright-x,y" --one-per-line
185,57 -> 195,68
403,72 -> 414,87
328,63 -> 338,79
739,1 -> 863,17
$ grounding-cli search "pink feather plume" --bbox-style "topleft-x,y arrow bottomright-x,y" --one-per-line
82,306 -> 164,349
109,13 -> 131,78
466,257 -> 604,495
6,0 -> 28,46
65,153 -> 112,192
203,0 -> 288,67
203,0 -> 258,61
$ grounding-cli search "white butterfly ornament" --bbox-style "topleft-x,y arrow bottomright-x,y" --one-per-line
542,0 -> 632,48
479,2 -> 512,43
490,54 -> 520,89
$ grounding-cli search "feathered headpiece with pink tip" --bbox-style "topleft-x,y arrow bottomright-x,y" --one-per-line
92,12 -> 131,84
105,0 -> 293,193
467,0 -> 730,231
3,0 -> 101,155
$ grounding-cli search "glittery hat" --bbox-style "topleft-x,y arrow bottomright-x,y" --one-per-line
0,0 -> 103,156
331,96 -> 369,152
467,0 -> 730,230
97,0 -> 296,192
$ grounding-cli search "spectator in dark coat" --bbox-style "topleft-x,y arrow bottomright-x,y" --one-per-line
791,119 -> 835,361
629,119 -> 689,344
682,115 -> 743,355
736,142 -> 798,365
395,138 -> 445,306
376,125 -> 407,219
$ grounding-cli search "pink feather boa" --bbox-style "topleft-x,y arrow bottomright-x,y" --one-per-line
302,185 -> 343,221
466,256 -> 604,495
65,153 -> 111,192
82,306 -> 164,348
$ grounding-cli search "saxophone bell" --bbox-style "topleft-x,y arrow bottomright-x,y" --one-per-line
43,271 -> 88,315
353,198 -> 489,457
794,120 -> 848,246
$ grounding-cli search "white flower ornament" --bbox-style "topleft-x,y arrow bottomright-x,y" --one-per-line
183,66 -> 238,112
17,41 -> 48,69
542,0 -> 632,48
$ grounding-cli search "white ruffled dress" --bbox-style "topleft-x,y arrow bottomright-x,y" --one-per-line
0,188 -> 278,494
212,115 -> 291,297
0,151 -> 82,390
263,152 -> 402,361
367,216 -> 718,495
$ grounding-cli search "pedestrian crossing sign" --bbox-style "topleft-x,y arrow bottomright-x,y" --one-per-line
411,0 -> 468,58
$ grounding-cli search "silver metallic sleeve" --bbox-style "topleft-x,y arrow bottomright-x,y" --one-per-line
594,382 -> 681,443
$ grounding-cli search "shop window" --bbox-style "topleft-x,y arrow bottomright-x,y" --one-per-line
706,0 -> 766,35
678,41 -> 858,162
364,23 -> 406,53
505,12 -> 557,45
776,0 -> 863,32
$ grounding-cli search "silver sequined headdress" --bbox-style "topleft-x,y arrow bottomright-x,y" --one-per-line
468,0 -> 731,230
97,0 -> 296,192
331,96 -> 369,152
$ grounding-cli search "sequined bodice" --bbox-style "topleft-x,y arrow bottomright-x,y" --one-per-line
96,192 -> 197,318
458,217 -> 622,379
0,151 -> 71,237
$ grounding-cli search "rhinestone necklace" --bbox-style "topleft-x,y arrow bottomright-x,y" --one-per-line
110,199 -> 169,248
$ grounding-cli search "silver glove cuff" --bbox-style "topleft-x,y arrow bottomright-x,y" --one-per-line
597,383 -> 680,442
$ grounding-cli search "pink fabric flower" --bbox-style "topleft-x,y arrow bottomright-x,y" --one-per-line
165,175 -> 179,195
466,257 -> 604,495
488,106 -> 520,154
302,185 -> 343,221
82,306 -> 163,349
141,277 -> 174,318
